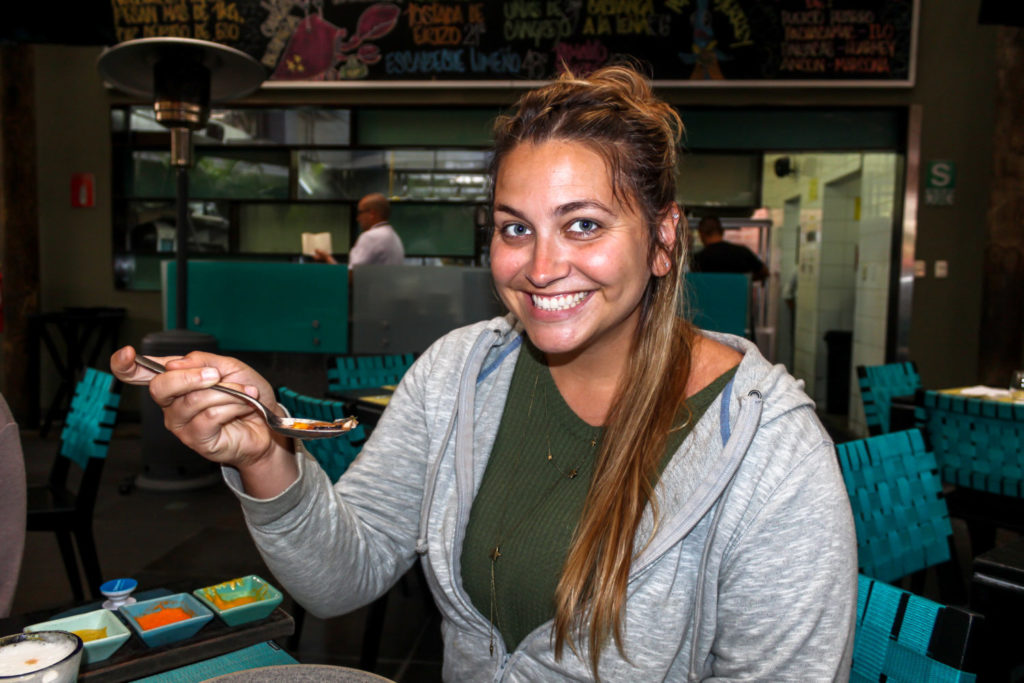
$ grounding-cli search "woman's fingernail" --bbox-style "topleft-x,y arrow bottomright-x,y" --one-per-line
201,368 -> 219,381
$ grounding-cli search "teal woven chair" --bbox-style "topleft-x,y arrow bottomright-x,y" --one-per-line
276,386 -> 396,669
327,354 -> 414,393
918,390 -> 1024,498
916,390 -> 1024,555
27,368 -> 121,601
852,574 -> 982,682
836,429 -> 953,583
857,362 -> 922,436
277,387 -> 366,483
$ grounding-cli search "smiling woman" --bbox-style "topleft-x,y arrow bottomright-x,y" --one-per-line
490,140 -> 669,367
110,63 -> 857,683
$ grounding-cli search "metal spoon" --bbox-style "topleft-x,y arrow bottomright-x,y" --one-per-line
134,355 -> 358,440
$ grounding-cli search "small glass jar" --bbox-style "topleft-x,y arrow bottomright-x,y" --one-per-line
1009,370 -> 1024,402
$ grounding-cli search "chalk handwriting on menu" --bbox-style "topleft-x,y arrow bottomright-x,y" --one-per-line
108,0 -> 915,84
112,0 -> 245,43
779,7 -> 900,75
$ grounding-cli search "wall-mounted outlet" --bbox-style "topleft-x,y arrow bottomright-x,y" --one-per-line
935,260 -> 948,278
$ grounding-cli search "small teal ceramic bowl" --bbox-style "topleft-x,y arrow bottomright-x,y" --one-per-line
120,593 -> 213,648
25,608 -> 130,664
192,575 -> 284,627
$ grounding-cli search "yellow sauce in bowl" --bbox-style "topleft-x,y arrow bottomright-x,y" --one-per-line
72,628 -> 107,643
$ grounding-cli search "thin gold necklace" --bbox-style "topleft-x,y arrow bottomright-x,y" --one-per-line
544,381 -> 599,480
485,371 -> 597,656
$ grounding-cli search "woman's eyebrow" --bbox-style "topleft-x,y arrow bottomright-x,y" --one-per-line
494,199 -> 615,220
493,203 -> 527,220
556,200 -> 614,216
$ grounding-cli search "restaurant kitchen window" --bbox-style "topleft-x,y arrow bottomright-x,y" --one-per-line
111,106 -> 496,290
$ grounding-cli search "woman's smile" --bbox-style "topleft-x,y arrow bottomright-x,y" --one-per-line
531,291 -> 590,312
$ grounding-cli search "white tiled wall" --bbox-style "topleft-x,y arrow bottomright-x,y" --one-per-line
761,152 -> 898,433
848,153 -> 898,435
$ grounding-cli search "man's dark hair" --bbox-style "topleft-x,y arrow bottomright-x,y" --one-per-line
697,216 -> 723,236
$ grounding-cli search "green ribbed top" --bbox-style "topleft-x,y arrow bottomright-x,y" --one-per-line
461,340 -> 736,652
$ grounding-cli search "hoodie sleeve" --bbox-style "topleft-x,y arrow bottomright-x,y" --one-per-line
221,340 -> 444,619
707,439 -> 857,681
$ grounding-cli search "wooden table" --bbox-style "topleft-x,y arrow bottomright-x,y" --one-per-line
327,386 -> 394,429
888,391 -> 918,433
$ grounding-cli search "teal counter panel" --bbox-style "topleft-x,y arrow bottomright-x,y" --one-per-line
165,262 -> 348,353
685,273 -> 751,338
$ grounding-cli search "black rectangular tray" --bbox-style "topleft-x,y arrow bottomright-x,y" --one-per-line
79,606 -> 294,683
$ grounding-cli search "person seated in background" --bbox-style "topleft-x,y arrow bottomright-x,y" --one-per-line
693,215 -> 769,281
111,64 -> 855,681
314,192 -> 405,266
0,392 -> 26,617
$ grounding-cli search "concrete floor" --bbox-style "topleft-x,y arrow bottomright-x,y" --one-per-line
12,422 -> 444,682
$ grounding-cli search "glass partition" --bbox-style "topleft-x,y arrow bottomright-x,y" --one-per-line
391,204 -> 480,257
127,106 -> 352,146
127,150 -> 290,199
297,149 -> 490,201
112,105 -> 493,290
237,203 -> 351,254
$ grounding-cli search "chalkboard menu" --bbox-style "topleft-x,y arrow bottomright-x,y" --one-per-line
108,0 -> 917,86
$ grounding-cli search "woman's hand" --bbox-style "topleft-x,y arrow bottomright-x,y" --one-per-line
110,345 -> 295,480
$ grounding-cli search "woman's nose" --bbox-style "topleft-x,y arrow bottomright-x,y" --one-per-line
525,235 -> 569,287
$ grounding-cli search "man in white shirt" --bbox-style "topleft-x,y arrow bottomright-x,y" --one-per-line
315,193 -> 405,266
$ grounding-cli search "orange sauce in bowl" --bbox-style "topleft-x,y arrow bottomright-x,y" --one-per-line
208,593 -> 259,610
136,606 -> 192,630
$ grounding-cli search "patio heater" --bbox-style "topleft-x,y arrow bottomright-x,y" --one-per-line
97,38 -> 266,490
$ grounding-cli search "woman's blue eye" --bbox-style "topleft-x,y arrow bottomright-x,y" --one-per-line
568,219 -> 599,234
501,223 -> 530,237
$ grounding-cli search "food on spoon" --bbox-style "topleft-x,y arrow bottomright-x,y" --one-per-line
285,417 -> 359,431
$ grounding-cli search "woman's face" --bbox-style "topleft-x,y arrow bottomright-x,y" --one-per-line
491,140 -> 674,362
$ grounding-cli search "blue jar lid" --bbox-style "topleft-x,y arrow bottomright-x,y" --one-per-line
100,578 -> 138,595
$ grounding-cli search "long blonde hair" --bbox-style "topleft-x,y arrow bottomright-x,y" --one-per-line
489,64 -> 695,674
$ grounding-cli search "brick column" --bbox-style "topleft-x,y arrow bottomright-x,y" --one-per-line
980,27 -> 1024,386
0,46 -> 41,422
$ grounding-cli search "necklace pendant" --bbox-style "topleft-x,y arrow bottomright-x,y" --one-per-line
490,546 -> 502,562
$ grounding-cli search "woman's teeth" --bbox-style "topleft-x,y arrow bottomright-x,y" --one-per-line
532,292 -> 587,311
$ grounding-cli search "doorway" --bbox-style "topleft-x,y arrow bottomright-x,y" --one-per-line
760,152 -> 901,435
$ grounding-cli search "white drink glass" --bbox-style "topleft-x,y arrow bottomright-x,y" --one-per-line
0,631 -> 83,683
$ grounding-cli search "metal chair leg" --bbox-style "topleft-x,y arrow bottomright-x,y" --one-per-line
54,529 -> 83,602
287,601 -> 306,652
359,592 -> 389,671
75,523 -> 104,600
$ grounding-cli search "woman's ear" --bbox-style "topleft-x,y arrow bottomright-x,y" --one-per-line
652,204 -> 679,277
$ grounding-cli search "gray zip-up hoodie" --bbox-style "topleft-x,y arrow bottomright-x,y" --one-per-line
225,315 -> 857,681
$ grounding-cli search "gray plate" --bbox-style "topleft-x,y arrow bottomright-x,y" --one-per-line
202,664 -> 395,682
